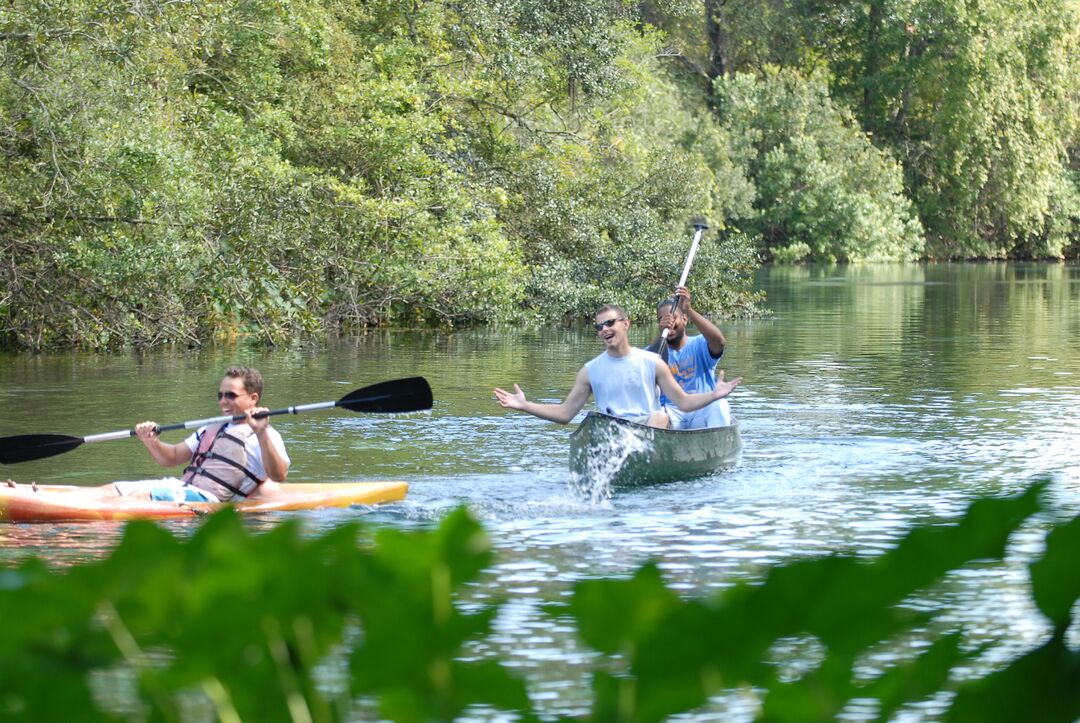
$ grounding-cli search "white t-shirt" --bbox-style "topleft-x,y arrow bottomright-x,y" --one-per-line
184,423 -> 290,481
584,347 -> 662,419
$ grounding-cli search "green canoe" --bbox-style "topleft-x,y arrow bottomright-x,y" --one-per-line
569,412 -> 742,488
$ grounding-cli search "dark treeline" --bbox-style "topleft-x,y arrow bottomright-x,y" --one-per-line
2,0 -> 1077,350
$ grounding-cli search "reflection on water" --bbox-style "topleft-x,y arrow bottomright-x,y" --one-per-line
2,262 -> 1080,718
0,522 -> 130,567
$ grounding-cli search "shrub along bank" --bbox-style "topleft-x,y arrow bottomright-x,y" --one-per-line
3,0 -> 1077,350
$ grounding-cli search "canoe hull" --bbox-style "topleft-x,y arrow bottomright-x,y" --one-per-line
0,481 -> 408,523
569,412 -> 741,488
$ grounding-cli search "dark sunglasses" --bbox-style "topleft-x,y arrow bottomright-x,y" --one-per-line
217,391 -> 248,401
594,317 -> 626,332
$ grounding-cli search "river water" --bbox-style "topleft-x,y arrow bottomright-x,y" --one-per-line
2,262 -> 1079,718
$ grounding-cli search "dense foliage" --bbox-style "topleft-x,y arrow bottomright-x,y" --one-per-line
0,0 -> 762,350
1,482 -> 1078,720
2,0 -> 1079,349
716,68 -> 924,263
705,0 -> 1080,260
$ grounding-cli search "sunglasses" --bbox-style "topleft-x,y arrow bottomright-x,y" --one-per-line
217,391 -> 248,401
594,317 -> 626,332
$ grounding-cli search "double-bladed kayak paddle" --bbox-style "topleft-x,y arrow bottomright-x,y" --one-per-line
0,376 -> 433,465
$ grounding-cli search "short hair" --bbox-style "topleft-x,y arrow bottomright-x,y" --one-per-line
656,297 -> 677,315
595,304 -> 627,319
225,367 -> 263,397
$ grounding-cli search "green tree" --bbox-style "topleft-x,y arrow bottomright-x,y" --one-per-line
700,0 -> 1080,260
434,0 -> 761,320
0,0 -> 761,350
853,0 -> 1080,258
717,67 -> 923,262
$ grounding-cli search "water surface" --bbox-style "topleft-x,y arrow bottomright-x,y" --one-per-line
2,262 -> 1079,718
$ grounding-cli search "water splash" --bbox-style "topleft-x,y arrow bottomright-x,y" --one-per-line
570,419 -> 652,505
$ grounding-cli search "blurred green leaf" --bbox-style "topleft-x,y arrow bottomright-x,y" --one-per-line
349,507 -> 533,721
948,634 -> 1080,723
557,562 -> 681,656
565,481 -> 1044,721
1029,514 -> 1080,630
0,559 -> 119,720
2,482 -> 1078,722
864,633 -> 965,722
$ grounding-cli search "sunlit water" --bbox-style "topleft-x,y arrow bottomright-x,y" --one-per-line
2,262 -> 1079,719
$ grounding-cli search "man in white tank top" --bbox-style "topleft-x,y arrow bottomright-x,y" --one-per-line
494,305 -> 741,429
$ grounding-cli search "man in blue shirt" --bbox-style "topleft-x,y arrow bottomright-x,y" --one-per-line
647,286 -> 733,429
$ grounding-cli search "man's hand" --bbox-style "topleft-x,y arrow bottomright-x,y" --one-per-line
493,384 -> 528,410
712,369 -> 742,399
673,285 -> 693,313
246,407 -> 270,432
134,421 -> 192,467
134,421 -> 159,441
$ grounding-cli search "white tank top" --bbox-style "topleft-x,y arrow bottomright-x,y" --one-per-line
584,347 -> 662,419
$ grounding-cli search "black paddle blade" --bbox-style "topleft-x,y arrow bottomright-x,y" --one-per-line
0,434 -> 85,465
337,376 -> 433,414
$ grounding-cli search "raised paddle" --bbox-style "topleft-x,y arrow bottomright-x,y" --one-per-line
0,376 -> 433,465
653,222 -> 709,360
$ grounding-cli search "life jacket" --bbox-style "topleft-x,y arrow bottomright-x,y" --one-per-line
182,423 -> 264,501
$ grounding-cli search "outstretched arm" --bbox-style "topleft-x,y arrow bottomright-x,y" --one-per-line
655,362 -> 741,412
676,286 -> 726,357
494,367 -> 592,424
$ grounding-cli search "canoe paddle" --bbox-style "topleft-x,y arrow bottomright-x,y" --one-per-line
0,376 -> 433,465
653,222 -> 709,360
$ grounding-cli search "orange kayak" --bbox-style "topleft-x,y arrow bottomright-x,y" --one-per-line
0,481 -> 408,523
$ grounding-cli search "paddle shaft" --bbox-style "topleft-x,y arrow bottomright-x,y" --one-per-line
657,223 -> 709,354
83,402 -> 341,444
0,376 -> 432,465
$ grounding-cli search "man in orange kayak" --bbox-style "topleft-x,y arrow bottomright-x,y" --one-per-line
110,366 -> 291,502
3,367 -> 291,502
494,304 -> 741,428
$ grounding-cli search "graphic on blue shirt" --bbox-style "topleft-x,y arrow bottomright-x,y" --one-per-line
658,334 -> 722,404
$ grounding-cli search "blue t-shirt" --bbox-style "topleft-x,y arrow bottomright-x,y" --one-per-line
656,334 -> 723,405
